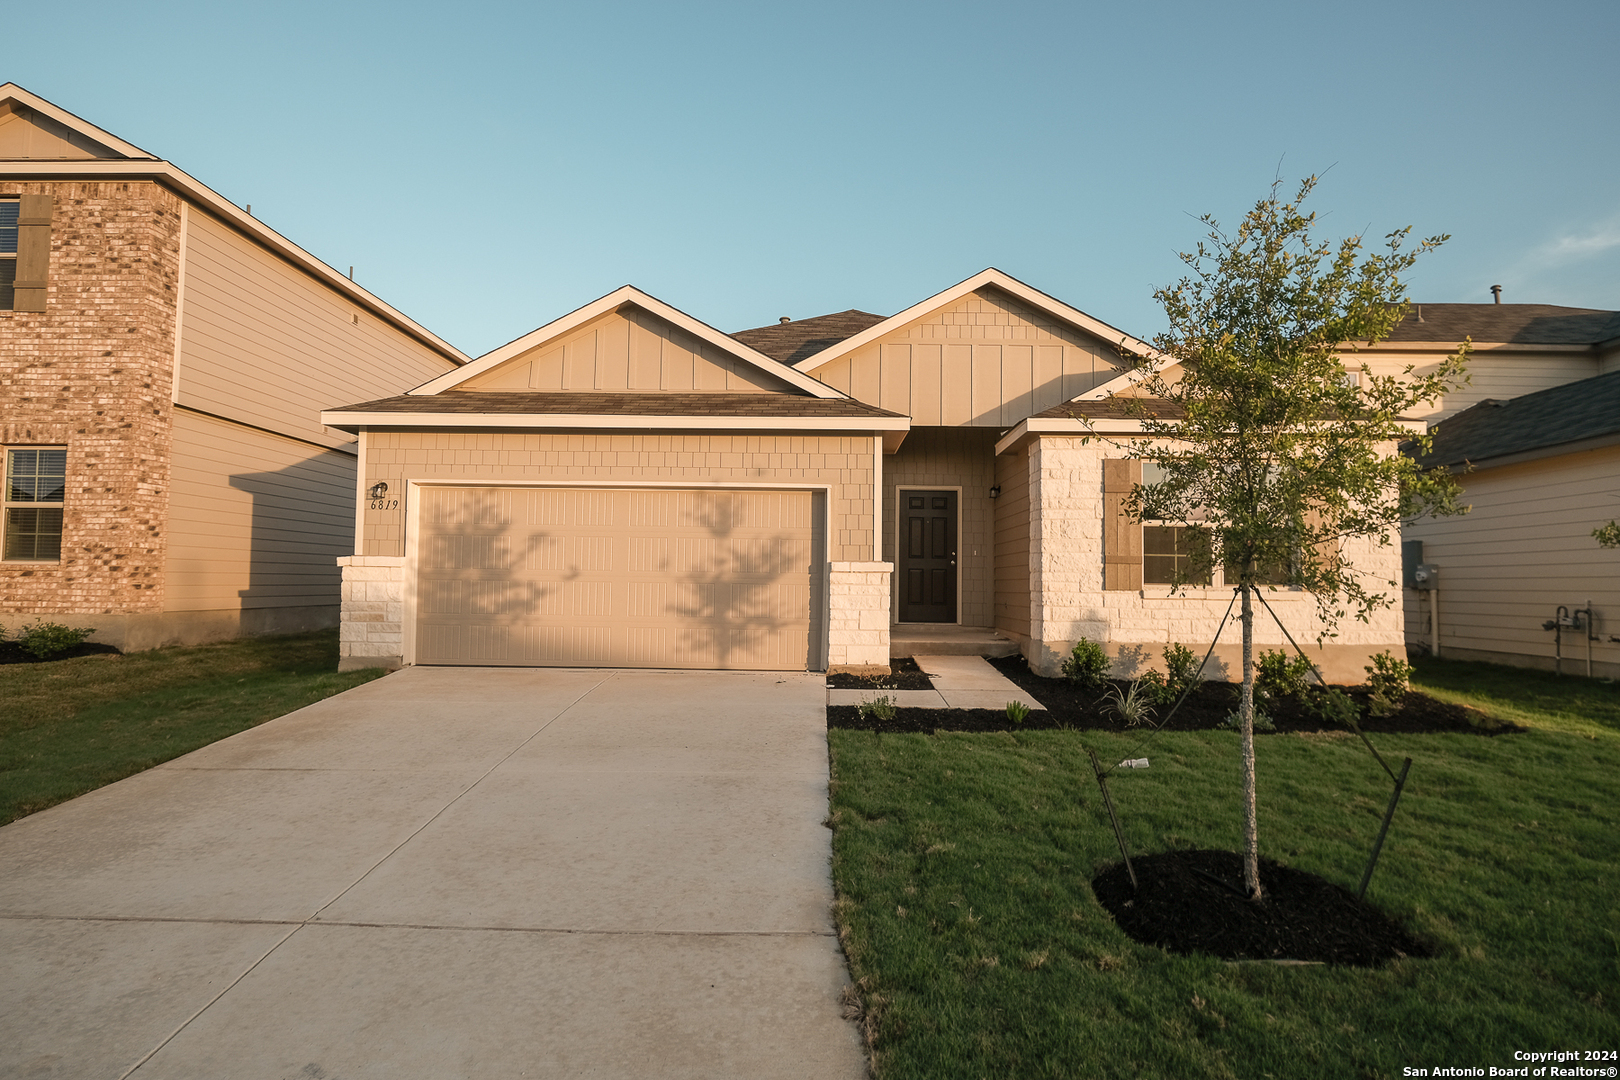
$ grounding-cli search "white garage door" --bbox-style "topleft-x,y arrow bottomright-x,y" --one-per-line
415,487 -> 816,669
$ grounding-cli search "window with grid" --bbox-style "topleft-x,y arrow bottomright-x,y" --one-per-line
0,198 -> 17,310
4,448 -> 67,561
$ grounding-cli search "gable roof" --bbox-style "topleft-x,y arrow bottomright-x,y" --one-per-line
0,83 -> 156,159
1384,303 -> 1620,347
1411,369 -> 1620,469
0,84 -> 469,367
411,285 -> 844,399
791,268 -> 1161,373
731,310 -> 888,364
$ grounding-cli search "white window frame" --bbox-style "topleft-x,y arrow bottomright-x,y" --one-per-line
3,446 -> 67,563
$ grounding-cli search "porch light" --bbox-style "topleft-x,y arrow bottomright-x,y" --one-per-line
988,485 -> 1001,499
368,481 -> 389,499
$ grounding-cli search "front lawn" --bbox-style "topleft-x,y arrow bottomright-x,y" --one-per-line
828,659 -> 1620,1078
0,629 -> 388,826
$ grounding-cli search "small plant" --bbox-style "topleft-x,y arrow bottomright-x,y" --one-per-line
1306,686 -> 1361,728
857,695 -> 897,724
1256,648 -> 1313,706
1135,668 -> 1171,705
1062,637 -> 1110,691
1221,708 -> 1275,733
16,620 -> 97,660
1101,679 -> 1158,728
1005,700 -> 1031,725
1365,650 -> 1415,718
1162,641 -> 1200,698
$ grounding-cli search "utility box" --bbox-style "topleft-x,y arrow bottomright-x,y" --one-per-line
1412,563 -> 1439,590
1401,540 -> 1424,588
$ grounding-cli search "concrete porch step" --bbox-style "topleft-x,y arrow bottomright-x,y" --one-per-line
889,624 -> 1020,659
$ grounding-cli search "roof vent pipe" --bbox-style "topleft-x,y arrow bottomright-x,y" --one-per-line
1490,284 -> 1502,304
779,317 -> 791,324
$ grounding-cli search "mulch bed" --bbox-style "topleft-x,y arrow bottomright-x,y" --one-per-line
826,656 -> 935,691
0,641 -> 121,666
1092,849 -> 1433,965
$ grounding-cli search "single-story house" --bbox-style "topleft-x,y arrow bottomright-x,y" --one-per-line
323,270 -> 1405,681
1405,367 -> 1620,678
0,84 -> 469,650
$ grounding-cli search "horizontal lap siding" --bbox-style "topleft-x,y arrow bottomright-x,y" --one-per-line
164,409 -> 354,611
176,211 -> 455,449
1362,349 -> 1600,422
1402,443 -> 1620,665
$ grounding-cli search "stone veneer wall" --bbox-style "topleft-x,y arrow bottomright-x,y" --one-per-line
337,555 -> 405,670
0,181 -> 183,621
1026,436 -> 1404,684
827,562 -> 893,671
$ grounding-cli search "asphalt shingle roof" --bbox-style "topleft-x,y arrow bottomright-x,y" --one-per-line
328,391 -> 905,420
1411,369 -> 1620,467
1385,304 -> 1620,345
731,310 -> 888,364
1030,397 -> 1185,421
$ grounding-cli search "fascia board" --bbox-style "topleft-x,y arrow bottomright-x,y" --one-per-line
794,268 -> 1162,374
412,286 -> 842,399
319,410 -> 911,434
996,414 -> 1429,455
0,159 -> 472,366
0,84 -> 156,159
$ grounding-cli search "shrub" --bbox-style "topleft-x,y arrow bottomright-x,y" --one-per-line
1162,641 -> 1200,699
1062,637 -> 1110,691
857,695 -> 897,724
1307,686 -> 1361,728
1256,648 -> 1313,705
1005,700 -> 1031,725
17,620 -> 97,660
1365,651 -> 1415,718
1135,668 -> 1171,705
1221,708 -> 1276,733
1101,679 -> 1158,728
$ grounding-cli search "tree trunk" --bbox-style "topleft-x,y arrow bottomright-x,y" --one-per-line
1239,583 -> 1263,900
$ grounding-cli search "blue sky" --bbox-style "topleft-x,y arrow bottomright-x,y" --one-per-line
10,0 -> 1618,356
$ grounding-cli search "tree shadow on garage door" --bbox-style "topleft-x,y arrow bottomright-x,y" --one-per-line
668,491 -> 813,671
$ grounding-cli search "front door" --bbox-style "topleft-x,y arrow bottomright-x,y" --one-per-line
898,490 -> 957,623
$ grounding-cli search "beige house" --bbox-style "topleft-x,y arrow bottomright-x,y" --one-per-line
1405,356 -> 1620,678
0,85 -> 468,649
325,270 -> 1404,681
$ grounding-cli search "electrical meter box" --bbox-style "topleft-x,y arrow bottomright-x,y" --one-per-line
1412,563 -> 1439,590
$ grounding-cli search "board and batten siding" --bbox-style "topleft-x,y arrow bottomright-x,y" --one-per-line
1402,442 -> 1620,676
458,308 -> 800,394
993,444 -> 1032,640
809,288 -> 1125,425
175,210 -> 457,449
881,429 -> 999,626
361,431 -> 877,563
163,408 -> 354,613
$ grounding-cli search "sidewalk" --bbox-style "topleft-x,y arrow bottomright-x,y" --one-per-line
827,654 -> 1045,711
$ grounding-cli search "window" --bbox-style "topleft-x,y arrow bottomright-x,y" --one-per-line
1144,524 -> 1212,585
4,448 -> 66,561
0,198 -> 17,310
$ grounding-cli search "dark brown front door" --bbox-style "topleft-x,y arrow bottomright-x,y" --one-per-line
899,490 -> 957,623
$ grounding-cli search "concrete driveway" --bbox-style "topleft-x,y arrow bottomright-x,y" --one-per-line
0,667 -> 867,1079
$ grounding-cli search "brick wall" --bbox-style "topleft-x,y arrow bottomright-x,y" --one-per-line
0,181 -> 182,617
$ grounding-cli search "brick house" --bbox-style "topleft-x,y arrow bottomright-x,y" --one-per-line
323,271 -> 1404,681
0,84 -> 467,650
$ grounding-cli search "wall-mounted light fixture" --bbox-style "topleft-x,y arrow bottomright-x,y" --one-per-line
988,485 -> 1001,499
368,481 -> 389,500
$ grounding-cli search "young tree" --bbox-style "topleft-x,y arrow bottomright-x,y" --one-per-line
1107,177 -> 1470,900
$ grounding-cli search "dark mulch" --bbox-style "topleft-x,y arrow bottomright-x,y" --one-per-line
826,656 -> 934,691
0,641 -> 122,666
987,654 -> 1518,735
1092,849 -> 1432,966
828,704 -> 1074,733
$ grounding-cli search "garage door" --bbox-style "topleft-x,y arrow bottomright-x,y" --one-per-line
415,487 -> 817,669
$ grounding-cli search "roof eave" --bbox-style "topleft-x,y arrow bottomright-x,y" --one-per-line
319,410 -> 912,435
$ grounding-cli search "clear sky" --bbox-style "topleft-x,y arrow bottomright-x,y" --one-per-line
9,0 -> 1618,356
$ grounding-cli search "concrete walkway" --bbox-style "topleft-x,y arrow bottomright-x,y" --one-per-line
0,667 -> 866,1080
827,654 -> 1045,711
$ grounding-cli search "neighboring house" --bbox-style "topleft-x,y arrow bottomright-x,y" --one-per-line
1406,367 -> 1620,679
323,270 -> 1403,681
0,85 -> 468,650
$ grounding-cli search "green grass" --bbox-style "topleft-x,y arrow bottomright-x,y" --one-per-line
829,658 -> 1620,1079
0,629 -> 387,825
